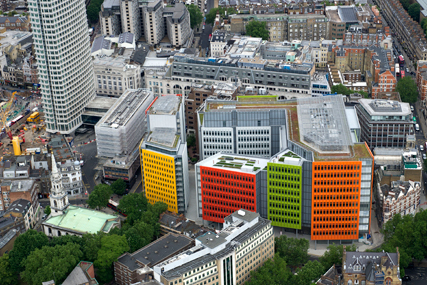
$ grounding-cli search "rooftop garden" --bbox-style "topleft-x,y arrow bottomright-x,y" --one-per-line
237,95 -> 278,102
278,151 -> 301,161
214,156 -> 260,171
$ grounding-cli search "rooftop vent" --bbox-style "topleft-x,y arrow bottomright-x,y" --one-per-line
237,210 -> 245,216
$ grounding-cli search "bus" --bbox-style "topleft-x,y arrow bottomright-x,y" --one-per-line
107,199 -> 127,216
395,64 -> 400,76
11,115 -> 24,125
398,55 -> 404,65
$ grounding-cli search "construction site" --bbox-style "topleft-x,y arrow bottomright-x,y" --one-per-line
0,90 -> 48,157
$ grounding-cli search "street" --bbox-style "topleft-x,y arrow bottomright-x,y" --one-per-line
404,267 -> 427,285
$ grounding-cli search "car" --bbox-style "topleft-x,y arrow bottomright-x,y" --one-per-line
204,8 -> 207,13
411,105 -> 414,111
42,214 -> 47,220
420,145 -> 424,151
403,276 -> 411,281
406,68 -> 409,73
423,153 -> 426,160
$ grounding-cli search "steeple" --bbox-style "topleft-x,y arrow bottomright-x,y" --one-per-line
49,153 -> 69,217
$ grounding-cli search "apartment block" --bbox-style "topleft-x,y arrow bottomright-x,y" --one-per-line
210,30 -> 229,57
416,60 -> 427,101
142,0 -> 165,45
120,0 -> 141,40
164,3 -> 191,48
140,95 -> 189,213
377,0 -> 427,61
100,0 -> 122,36
196,98 -> 288,160
0,180 -> 40,220
3,199 -> 37,230
229,13 -> 328,42
96,89 -> 154,158
194,96 -> 373,242
356,99 -> 413,149
153,209 -> 274,285
195,153 -> 268,223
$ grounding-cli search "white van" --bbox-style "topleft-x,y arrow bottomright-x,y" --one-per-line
415,124 -> 420,131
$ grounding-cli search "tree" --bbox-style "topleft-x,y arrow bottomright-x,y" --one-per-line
7,11 -> 16,16
246,255 -> 292,285
400,0 -> 410,10
187,134 -> 196,148
396,76 -> 418,103
292,260 -> 324,285
82,232 -> 106,262
124,220 -> 154,252
408,3 -> 421,22
0,254 -> 17,285
320,243 -> 357,270
8,229 -> 49,273
95,234 -> 130,283
118,192 -> 148,224
275,235 -> 309,267
187,4 -> 203,29
87,184 -> 113,209
331,83 -> 351,95
22,243 -> 83,285
205,7 -> 236,25
111,179 -> 127,195
44,205 -> 51,215
245,21 -> 269,40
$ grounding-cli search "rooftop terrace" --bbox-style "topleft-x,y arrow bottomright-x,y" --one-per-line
198,153 -> 269,173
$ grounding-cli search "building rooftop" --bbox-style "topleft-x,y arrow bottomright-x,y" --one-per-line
146,128 -> 179,149
0,229 -> 18,249
197,153 -> 269,173
359,99 -> 411,116
297,96 -> 353,153
117,233 -> 194,271
344,250 -> 399,274
149,95 -> 181,115
0,31 -> 32,48
270,150 -> 304,166
10,180 -> 34,192
381,180 -> 420,202
4,199 -> 30,215
62,266 -> 90,285
118,32 -> 134,44
86,96 -> 117,111
159,211 -> 209,238
97,89 -> 153,128
338,6 -> 358,23
43,206 -> 119,235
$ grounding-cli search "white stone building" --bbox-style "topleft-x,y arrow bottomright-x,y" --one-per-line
164,3 -> 192,48
28,0 -> 96,134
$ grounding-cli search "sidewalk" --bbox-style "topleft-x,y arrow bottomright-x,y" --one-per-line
415,101 -> 427,140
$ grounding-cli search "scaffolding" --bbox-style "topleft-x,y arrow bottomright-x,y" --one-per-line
95,89 -> 155,158
297,96 -> 353,153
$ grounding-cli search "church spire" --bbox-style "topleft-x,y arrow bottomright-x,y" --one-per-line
49,152 -> 69,217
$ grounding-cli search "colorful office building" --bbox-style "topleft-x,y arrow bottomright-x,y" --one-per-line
140,95 -> 189,213
195,153 -> 269,223
196,96 -> 374,242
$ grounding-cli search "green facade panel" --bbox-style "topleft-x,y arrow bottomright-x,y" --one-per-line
267,162 -> 302,229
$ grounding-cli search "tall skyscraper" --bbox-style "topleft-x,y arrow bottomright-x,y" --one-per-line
28,0 -> 96,133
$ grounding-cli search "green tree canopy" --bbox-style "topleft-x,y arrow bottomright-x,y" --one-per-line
275,235 -> 309,267
396,76 -> 418,103
124,220 -> 155,252
0,254 -> 17,285
400,0 -> 410,10
81,232 -> 106,262
292,260 -> 325,285
187,4 -> 203,29
205,7 -> 236,25
118,192 -> 148,224
320,243 -> 357,270
44,205 -> 51,215
22,243 -> 83,285
245,21 -> 269,40
408,3 -> 421,22
8,229 -> 49,273
187,134 -> 196,147
111,179 -> 127,195
95,234 -> 130,283
246,254 -> 292,285
331,83 -> 369,98
87,183 -> 113,209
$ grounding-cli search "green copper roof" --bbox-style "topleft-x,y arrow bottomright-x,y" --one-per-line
44,206 -> 119,234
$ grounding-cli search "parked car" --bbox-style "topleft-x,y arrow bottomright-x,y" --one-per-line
411,105 -> 414,111
423,153 -> 426,160
403,276 -> 411,281
420,145 -> 424,152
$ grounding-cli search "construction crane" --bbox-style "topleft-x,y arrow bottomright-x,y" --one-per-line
0,91 -> 17,140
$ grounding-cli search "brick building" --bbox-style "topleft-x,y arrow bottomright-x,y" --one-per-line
416,60 -> 427,101
0,17 -> 30,31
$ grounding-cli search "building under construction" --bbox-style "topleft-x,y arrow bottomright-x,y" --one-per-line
95,89 -> 155,158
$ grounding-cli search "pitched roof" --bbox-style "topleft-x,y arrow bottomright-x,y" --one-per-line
62,266 -> 89,285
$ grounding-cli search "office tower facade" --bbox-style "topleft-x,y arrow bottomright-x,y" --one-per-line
28,0 -> 96,134
356,99 -> 413,149
195,96 -> 374,242
139,95 -> 189,213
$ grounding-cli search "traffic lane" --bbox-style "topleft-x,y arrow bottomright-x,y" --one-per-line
206,0 -> 215,12
404,267 -> 427,285
200,24 -> 212,49
79,141 -> 98,193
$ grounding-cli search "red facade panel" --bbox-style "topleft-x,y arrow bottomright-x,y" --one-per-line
200,166 -> 257,223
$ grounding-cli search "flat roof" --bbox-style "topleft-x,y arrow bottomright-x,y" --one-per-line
149,95 -> 181,115
269,150 -> 304,166
86,96 -> 118,110
43,206 -> 119,234
0,229 -> 18,249
359,99 -> 411,116
345,106 -> 361,130
146,128 -> 179,149
197,152 -> 269,173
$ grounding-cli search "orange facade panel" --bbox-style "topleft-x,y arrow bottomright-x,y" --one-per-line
311,161 -> 362,241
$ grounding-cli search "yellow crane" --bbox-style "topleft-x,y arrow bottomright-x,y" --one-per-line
0,91 -> 17,140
